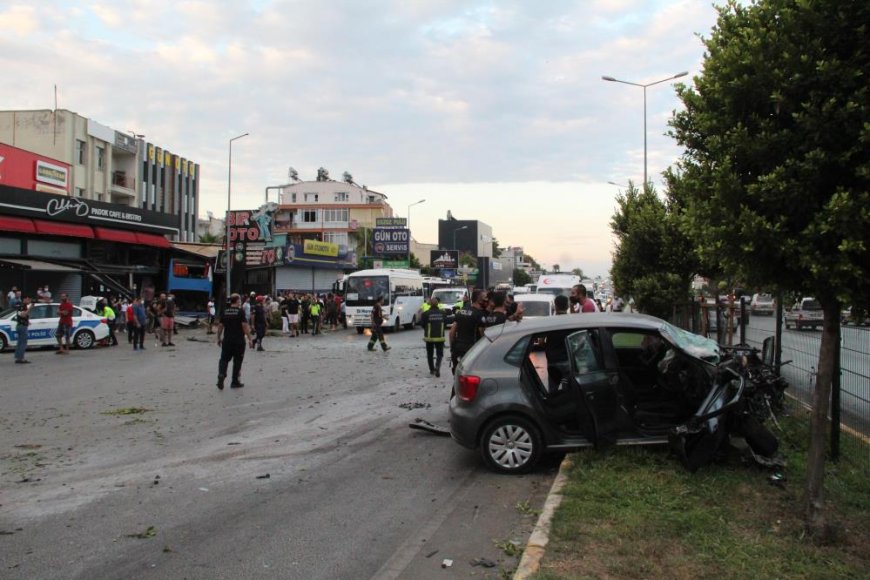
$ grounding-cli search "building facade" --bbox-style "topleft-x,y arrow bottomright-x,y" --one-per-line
0,109 -> 199,241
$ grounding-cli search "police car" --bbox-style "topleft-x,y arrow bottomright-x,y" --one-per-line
0,302 -> 110,351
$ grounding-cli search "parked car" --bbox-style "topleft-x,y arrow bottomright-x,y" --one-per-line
513,294 -> 555,318
0,303 -> 110,351
449,313 -> 780,474
785,297 -> 823,330
750,293 -> 776,316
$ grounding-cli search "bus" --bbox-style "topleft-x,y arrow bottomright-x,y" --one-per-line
344,268 -> 424,333
166,258 -> 213,312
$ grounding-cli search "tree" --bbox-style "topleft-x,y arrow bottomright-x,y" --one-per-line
349,227 -> 373,268
199,232 -> 221,244
524,253 -> 542,271
571,268 -> 584,278
409,253 -> 421,269
491,237 -> 502,258
459,254 -> 477,268
316,167 -> 330,181
666,0 -> 870,538
610,183 -> 697,319
512,269 -> 532,286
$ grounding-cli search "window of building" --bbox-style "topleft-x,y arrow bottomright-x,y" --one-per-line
291,193 -> 297,203
335,192 -> 349,202
302,210 -> 318,223
323,232 -> 348,246
95,192 -> 103,202
304,192 -> 318,202
322,208 -> 349,223
76,140 -> 86,165
96,146 -> 105,170
75,187 -> 85,198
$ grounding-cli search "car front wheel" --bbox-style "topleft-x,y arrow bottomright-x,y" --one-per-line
479,415 -> 542,475
74,329 -> 96,349
0,333 -> 7,352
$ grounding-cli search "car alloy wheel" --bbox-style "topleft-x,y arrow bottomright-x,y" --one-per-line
74,329 -> 95,349
480,415 -> 541,474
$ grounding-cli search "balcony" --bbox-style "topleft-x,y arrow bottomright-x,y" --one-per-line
111,171 -> 136,198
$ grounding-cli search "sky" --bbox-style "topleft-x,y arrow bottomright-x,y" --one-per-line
0,0 -> 724,278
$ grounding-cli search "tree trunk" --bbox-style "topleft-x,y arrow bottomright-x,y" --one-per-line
804,300 -> 839,538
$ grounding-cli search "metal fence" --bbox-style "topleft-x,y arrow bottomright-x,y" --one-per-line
672,300 -> 869,472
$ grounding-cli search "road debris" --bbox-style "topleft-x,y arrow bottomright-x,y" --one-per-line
425,550 -> 439,558
471,557 -> 497,568
441,558 -> 453,568
408,418 -> 450,436
399,402 -> 430,410
256,474 -> 271,479
126,526 -> 157,539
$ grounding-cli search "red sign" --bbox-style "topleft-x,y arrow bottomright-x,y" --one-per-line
0,143 -> 70,194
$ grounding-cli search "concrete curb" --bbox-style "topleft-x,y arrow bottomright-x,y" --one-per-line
513,455 -> 573,579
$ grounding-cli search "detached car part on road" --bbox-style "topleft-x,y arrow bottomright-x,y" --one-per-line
0,303 -> 110,351
448,314 -> 785,474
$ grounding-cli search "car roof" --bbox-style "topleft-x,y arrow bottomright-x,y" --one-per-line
486,312 -> 665,339
514,294 -> 554,302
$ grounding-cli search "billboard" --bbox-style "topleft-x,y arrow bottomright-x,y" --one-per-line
0,143 -> 70,194
430,250 -> 458,269
372,227 -> 409,256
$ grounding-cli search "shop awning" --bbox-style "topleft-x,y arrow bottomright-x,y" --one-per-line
33,219 -> 94,239
94,227 -> 140,244
0,258 -> 83,272
134,232 -> 171,248
0,216 -> 37,234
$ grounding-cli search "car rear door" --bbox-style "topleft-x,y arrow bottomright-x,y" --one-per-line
564,329 -> 620,448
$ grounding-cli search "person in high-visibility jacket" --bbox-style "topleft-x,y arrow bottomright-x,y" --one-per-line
421,296 -> 448,377
99,299 -> 118,346
309,298 -> 323,335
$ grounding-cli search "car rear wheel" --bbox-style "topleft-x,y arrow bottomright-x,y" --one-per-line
404,315 -> 416,330
480,415 -> 542,475
0,333 -> 7,352
74,329 -> 95,349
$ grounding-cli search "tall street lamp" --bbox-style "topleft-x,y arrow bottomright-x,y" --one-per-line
226,132 -> 249,297
453,225 -> 468,251
602,71 -> 688,187
407,198 -> 426,231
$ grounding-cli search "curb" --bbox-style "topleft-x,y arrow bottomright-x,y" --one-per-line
513,455 -> 573,579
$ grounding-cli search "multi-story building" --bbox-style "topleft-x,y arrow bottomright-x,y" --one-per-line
0,109 -> 200,302
275,180 -> 394,247
0,109 -> 199,241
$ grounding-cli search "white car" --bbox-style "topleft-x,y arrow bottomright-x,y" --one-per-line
0,303 -> 110,351
514,294 -> 556,318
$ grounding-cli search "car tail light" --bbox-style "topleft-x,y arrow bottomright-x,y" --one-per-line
457,375 -> 481,402
101,318 -> 108,324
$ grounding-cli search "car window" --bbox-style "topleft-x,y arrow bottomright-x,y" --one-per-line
29,305 -> 55,320
504,335 -> 530,367
801,299 -> 821,311
73,307 -> 83,317
517,301 -> 551,317
566,330 -> 603,374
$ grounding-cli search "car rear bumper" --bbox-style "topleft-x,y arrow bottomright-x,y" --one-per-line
448,397 -> 479,449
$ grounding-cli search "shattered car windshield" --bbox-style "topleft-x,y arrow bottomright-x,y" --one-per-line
660,322 -> 721,364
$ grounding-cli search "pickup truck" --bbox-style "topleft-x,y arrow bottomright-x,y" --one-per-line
785,297 -> 823,330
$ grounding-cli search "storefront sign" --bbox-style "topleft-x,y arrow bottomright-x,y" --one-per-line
373,259 -> 410,269
303,239 -> 339,257
375,217 -> 407,228
0,144 -> 71,193
0,183 -> 179,234
372,227 -> 409,256
430,250 -> 458,269
227,204 -> 276,245
284,241 -> 356,270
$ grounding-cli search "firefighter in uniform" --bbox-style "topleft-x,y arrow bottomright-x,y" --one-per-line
421,296 -> 447,377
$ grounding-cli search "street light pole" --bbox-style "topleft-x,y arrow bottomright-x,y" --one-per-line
602,71 -> 688,187
407,198 -> 426,231
226,132 -> 249,297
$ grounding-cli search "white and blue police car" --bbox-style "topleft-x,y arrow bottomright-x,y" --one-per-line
0,302 -> 110,352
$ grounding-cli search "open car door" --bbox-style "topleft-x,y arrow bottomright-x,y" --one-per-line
565,329 -> 620,448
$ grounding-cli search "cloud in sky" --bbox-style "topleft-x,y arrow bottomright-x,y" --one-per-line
0,0 -> 721,276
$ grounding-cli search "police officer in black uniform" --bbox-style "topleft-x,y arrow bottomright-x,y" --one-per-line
448,289 -> 488,374
216,293 -> 254,390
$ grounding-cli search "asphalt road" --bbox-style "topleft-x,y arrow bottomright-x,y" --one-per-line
0,326 -> 558,579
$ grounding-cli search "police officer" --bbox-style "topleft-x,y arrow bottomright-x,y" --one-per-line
216,293 -> 254,390
421,296 -> 447,377
448,289 -> 488,374
367,295 -> 391,352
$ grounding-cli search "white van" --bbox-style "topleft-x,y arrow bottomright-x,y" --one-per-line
535,274 -> 581,299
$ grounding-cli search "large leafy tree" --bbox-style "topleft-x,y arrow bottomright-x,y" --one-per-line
666,0 -> 869,538
610,183 -> 697,319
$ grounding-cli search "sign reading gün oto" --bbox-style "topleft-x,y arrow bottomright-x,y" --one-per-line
373,228 -> 409,256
